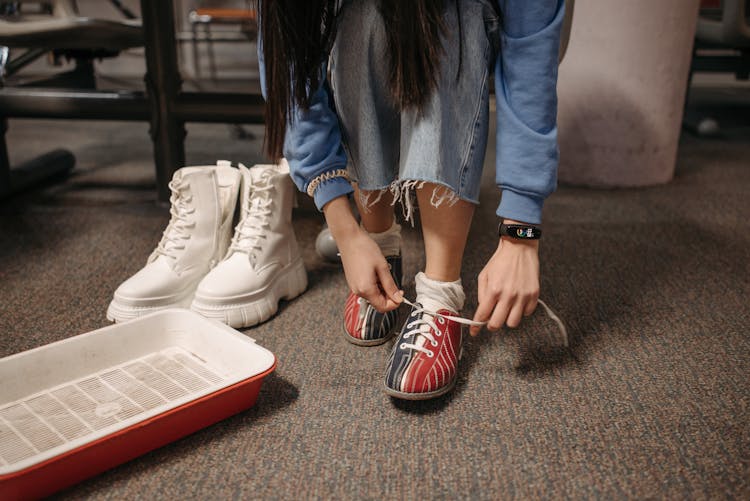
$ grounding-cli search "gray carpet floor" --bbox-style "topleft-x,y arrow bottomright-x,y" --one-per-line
1,102 -> 748,498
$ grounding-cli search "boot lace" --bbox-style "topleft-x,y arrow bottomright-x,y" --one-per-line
153,178 -> 195,260
398,297 -> 568,357
229,173 -> 274,263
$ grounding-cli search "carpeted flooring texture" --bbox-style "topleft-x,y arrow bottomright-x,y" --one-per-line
1,111 -> 748,499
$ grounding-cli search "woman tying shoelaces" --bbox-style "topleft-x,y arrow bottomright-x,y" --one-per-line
257,0 -> 565,399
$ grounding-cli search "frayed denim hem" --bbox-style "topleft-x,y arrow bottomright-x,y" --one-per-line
357,178 -> 479,225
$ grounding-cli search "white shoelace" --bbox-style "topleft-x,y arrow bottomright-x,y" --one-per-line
398,297 -> 569,356
153,179 -> 195,260
230,182 -> 274,260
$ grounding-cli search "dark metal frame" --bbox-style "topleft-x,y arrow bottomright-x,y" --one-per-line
691,46 -> 750,79
0,0 -> 265,201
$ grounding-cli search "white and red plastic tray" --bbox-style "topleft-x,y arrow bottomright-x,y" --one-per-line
0,309 -> 276,500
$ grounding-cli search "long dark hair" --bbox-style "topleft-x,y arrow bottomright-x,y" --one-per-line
259,0 -> 451,161
258,0 -> 337,161
380,1 -> 449,112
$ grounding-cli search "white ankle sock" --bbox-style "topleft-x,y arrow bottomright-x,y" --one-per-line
363,220 -> 401,257
415,271 -> 465,314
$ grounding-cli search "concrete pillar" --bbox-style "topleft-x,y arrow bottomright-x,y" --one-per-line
556,0 -> 700,187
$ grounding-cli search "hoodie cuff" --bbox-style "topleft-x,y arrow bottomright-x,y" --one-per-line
312,176 -> 354,211
496,189 -> 545,225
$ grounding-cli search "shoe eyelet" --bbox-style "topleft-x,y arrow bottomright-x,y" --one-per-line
437,317 -> 445,325
431,340 -> 438,347
427,350 -> 434,358
399,343 -> 408,350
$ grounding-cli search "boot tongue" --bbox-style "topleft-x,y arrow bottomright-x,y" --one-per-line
242,167 -> 274,208
231,167 -> 275,260
246,167 -> 277,225
249,166 -> 274,187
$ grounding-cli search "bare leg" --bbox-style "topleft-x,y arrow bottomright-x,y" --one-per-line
353,183 -> 396,233
416,184 -> 475,282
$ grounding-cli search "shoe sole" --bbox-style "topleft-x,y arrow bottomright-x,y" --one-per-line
342,319 -> 398,346
190,258 -> 307,329
106,291 -> 194,323
383,376 -> 457,400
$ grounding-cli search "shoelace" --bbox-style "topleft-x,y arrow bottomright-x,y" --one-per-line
229,182 -> 274,260
398,297 -> 569,356
153,179 -> 195,260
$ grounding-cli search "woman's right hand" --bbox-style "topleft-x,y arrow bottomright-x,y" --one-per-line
323,196 -> 403,313
338,228 -> 403,312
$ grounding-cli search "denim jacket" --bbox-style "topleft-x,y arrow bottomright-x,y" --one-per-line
258,0 -> 564,225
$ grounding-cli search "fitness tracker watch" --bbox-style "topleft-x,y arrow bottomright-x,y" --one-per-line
498,223 -> 542,240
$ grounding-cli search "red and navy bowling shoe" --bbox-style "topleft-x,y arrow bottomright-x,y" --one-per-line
343,255 -> 402,346
384,301 -> 464,400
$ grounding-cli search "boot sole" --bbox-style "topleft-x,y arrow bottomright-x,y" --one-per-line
106,292 -> 194,323
190,258 -> 307,329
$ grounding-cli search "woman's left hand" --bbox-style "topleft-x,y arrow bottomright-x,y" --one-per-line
471,230 -> 540,336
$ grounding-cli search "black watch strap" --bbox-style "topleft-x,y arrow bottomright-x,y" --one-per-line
498,223 -> 542,240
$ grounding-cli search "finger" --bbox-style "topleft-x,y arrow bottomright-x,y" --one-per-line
471,293 -> 495,337
372,294 -> 400,313
523,295 -> 539,317
376,263 -> 403,305
365,285 -> 401,313
469,322 -> 479,337
487,296 -> 512,333
360,284 -> 389,313
376,289 -> 402,312
506,301 -> 525,328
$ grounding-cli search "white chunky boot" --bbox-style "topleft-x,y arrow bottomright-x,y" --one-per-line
107,161 -> 241,322
191,160 -> 308,328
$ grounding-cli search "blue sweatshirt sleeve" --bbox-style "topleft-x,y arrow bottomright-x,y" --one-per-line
257,26 -> 353,211
495,0 -> 564,224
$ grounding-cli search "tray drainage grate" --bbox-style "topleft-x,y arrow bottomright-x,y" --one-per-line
0,347 -> 225,467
